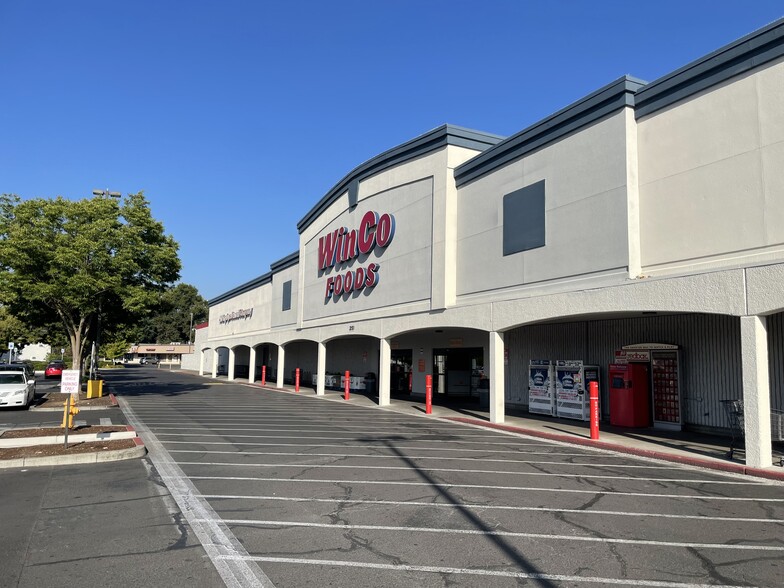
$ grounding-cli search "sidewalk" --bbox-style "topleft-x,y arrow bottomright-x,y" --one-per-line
253,382 -> 784,482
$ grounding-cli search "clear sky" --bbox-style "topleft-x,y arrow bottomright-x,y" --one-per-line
2,1 -> 782,301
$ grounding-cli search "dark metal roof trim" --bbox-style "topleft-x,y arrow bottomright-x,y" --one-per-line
296,125 -> 503,233
269,251 -> 300,272
636,17 -> 784,118
454,76 -> 646,187
208,272 -> 272,306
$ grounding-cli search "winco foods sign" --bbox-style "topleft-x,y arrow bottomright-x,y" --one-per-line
318,210 -> 395,303
219,308 -> 253,324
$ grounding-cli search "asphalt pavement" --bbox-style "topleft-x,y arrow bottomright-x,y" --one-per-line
106,367 -> 784,588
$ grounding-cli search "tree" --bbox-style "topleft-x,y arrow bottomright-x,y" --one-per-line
0,192 -> 181,369
102,339 -> 130,363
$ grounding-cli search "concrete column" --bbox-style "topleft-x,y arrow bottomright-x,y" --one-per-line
198,350 -> 204,376
249,347 -> 256,384
276,345 -> 285,389
489,331 -> 505,424
228,348 -> 235,381
316,341 -> 326,396
378,338 -> 391,407
211,349 -> 218,378
740,315 -> 772,468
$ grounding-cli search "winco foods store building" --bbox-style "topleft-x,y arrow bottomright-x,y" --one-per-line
189,19 -> 784,468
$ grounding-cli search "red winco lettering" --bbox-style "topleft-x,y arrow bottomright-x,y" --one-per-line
319,210 -> 393,303
323,264 -> 381,301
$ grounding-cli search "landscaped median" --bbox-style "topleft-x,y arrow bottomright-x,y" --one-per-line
0,424 -> 146,468
32,391 -> 118,411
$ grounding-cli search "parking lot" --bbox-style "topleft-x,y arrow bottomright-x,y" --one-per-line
113,368 -> 784,588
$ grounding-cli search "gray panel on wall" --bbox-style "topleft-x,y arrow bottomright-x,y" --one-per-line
282,280 -> 292,311
505,313 -> 749,431
503,180 -> 546,256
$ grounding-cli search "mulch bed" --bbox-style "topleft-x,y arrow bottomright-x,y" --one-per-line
0,438 -> 136,460
38,392 -> 115,409
1,425 -> 127,439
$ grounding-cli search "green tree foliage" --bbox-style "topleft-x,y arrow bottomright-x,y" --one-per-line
126,283 -> 208,344
0,192 -> 181,368
102,339 -> 129,363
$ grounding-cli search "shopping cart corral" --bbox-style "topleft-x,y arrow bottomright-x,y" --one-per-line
720,399 -> 784,466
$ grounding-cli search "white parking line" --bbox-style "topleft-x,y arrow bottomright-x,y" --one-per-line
201,494 -> 784,523
190,475 -> 784,501
176,461 -> 759,484
207,518 -> 784,551
119,399 -> 276,588
141,424 -> 501,437
160,439 -> 597,456
216,556 -> 751,588
167,449 -> 683,469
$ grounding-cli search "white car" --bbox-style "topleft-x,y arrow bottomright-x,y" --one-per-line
0,370 -> 36,408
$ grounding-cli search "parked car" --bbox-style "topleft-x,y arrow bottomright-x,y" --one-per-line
147,358 -> 159,365
0,369 -> 36,408
45,361 -> 65,379
0,362 -> 36,381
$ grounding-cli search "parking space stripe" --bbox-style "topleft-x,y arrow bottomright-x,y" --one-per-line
189,475 -> 784,501
119,399 -> 277,588
160,439 -> 604,456
166,449 -> 691,469
216,556 -> 750,588
201,494 -> 784,523
176,460 -> 760,484
208,519 -> 784,551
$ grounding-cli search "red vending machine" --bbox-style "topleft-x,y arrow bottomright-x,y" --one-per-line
608,363 -> 651,427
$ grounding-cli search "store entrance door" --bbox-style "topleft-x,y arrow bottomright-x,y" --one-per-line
432,347 -> 484,397
390,349 -> 412,395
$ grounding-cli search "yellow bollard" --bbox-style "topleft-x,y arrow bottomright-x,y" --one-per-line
87,379 -> 103,398
61,396 -> 79,429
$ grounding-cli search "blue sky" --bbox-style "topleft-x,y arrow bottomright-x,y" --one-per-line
2,1 -> 782,301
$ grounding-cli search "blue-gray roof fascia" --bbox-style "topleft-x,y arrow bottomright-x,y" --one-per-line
296,124 -> 504,234
208,272 -> 273,307
636,17 -> 784,118
269,251 -> 300,273
454,76 -> 646,188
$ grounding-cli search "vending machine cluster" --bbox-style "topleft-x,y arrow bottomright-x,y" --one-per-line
528,360 -> 600,421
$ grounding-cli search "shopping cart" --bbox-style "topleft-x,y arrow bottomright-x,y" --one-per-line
721,399 -> 784,466
720,399 -> 744,460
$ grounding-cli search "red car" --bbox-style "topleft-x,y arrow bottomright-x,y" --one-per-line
44,361 -> 64,379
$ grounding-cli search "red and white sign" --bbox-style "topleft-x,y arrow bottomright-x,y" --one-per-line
319,211 -> 395,303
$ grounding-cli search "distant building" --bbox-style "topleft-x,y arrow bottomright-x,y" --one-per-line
128,344 -> 194,364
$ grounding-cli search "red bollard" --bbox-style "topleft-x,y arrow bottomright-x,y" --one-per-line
261,365 -> 266,386
295,368 -> 300,392
589,381 -> 600,440
408,371 -> 412,392
425,375 -> 432,414
344,370 -> 350,400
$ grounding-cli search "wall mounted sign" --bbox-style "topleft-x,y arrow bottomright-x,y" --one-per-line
319,210 -> 395,302
219,308 -> 254,324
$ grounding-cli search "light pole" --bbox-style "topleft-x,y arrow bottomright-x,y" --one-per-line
89,189 -> 121,380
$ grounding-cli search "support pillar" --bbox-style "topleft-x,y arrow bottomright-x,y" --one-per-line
740,315 -> 772,468
228,348 -> 235,381
378,338 -> 391,407
489,331 -> 505,424
249,347 -> 256,383
199,350 -> 205,376
211,349 -> 218,378
276,344 -> 285,389
316,341 -> 326,396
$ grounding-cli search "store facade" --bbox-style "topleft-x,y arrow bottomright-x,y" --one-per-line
195,19 -> 784,468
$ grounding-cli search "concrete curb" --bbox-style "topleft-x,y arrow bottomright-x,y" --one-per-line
29,393 -> 119,412
446,417 -> 784,482
0,437 -> 147,469
0,425 -> 137,448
